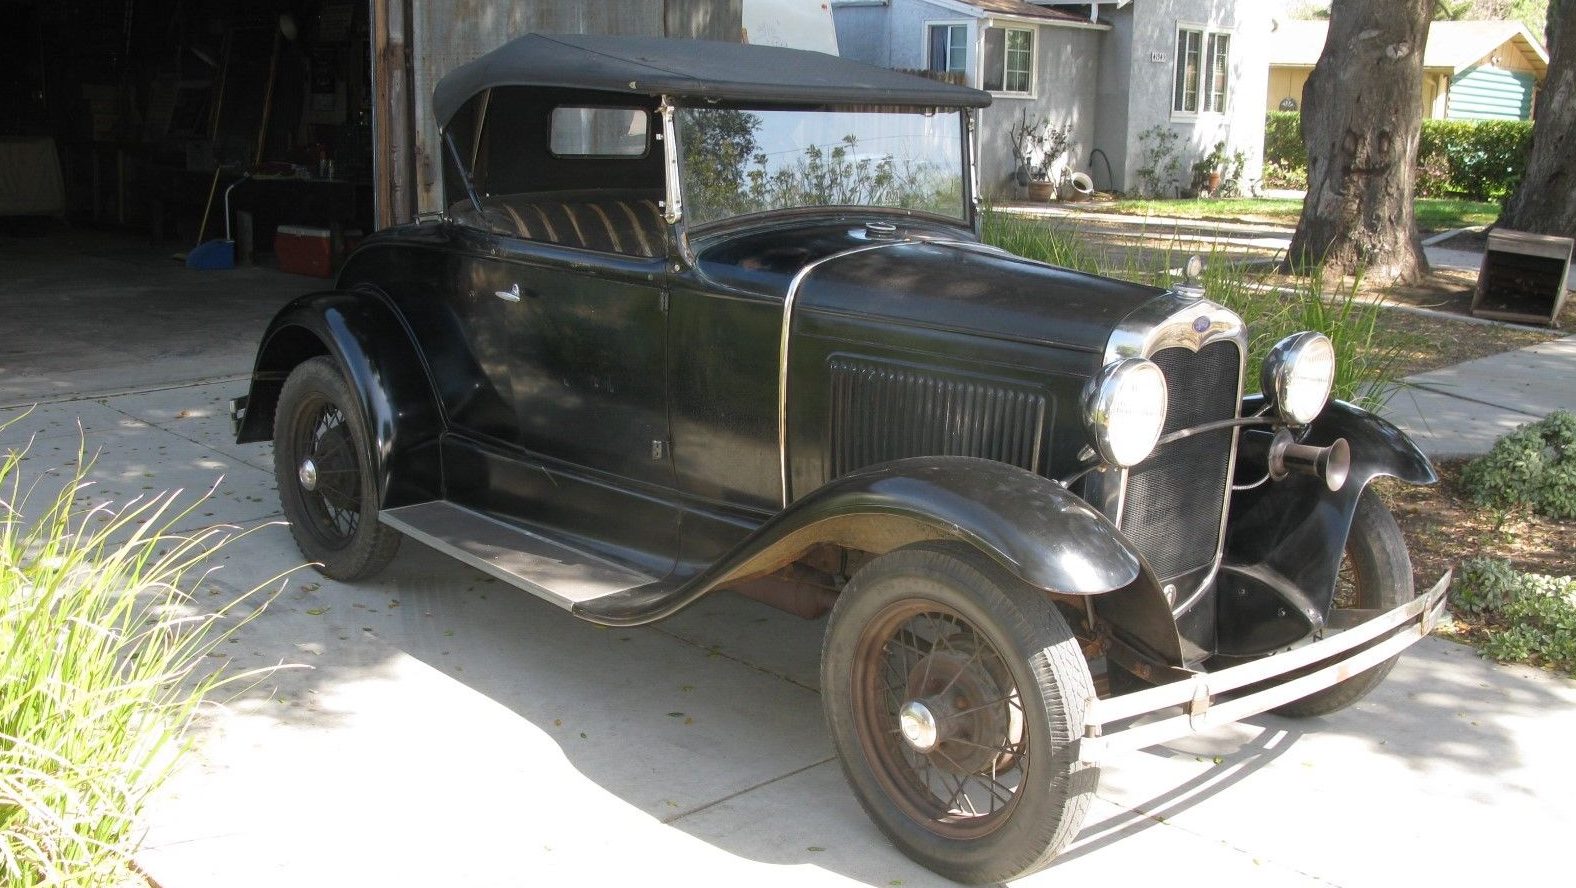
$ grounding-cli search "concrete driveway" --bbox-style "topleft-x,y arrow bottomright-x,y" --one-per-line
1,380 -> 1570,887
3,231 -> 1573,886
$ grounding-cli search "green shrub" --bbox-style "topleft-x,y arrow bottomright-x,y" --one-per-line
1263,111 -> 1307,172
1460,411 -> 1576,519
1413,148 -> 1453,199
0,436 -> 271,885
1417,119 -> 1533,200
1452,557 -> 1576,674
1263,113 -> 1532,200
1261,158 -> 1307,190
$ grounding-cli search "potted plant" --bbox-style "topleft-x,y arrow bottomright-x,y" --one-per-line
1009,111 -> 1073,202
1190,140 -> 1230,198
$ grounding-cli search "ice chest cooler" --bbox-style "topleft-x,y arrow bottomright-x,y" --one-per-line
274,225 -> 362,278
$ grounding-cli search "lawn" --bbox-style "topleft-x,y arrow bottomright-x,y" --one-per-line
1086,196 -> 1500,232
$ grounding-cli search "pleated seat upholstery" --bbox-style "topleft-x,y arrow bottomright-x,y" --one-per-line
451,189 -> 666,257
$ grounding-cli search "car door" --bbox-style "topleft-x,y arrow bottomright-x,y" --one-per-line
443,229 -> 679,575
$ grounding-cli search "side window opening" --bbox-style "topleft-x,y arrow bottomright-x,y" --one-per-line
443,88 -> 665,258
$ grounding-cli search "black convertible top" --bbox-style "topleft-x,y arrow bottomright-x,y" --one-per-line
432,33 -> 991,126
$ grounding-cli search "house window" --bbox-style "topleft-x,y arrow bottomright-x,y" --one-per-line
983,27 -> 1034,94
928,24 -> 967,75
1205,33 -> 1231,112
1173,26 -> 1232,115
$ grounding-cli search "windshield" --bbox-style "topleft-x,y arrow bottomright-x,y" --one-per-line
676,106 -> 967,228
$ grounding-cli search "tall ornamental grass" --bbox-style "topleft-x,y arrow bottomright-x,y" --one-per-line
979,210 -> 1404,410
1,435 -> 271,886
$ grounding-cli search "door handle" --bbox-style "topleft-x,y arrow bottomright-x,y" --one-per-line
494,283 -> 523,302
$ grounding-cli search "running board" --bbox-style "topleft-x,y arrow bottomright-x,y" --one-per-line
379,502 -> 657,610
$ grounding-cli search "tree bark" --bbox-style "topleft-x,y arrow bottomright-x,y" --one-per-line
1286,0 -> 1433,283
1500,0 -> 1575,238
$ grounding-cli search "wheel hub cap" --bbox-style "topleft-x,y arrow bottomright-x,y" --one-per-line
906,645 -> 1018,774
298,457 -> 319,491
899,700 -> 939,752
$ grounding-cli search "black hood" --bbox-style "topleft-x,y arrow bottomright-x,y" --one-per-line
695,222 -> 1168,354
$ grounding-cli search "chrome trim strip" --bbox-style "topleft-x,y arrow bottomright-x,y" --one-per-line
1077,571 -> 1450,762
779,241 -> 912,507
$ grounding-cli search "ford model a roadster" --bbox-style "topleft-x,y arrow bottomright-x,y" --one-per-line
233,35 -> 1448,883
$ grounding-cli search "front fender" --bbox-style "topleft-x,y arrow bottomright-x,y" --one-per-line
235,288 -> 443,508
1217,397 -> 1436,657
579,457 -> 1187,664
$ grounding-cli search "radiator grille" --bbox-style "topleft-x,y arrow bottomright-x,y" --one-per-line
1120,341 -> 1241,579
829,358 -> 1046,479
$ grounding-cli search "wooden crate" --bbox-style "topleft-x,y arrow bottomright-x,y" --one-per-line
1471,229 -> 1573,326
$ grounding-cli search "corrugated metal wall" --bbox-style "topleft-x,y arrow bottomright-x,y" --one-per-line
1447,66 -> 1536,120
373,0 -> 742,228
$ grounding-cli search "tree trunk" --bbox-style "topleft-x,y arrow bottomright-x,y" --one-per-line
1500,0 -> 1575,238
1286,0 -> 1433,283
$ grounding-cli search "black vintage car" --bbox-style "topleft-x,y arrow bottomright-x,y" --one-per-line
234,35 -> 1448,884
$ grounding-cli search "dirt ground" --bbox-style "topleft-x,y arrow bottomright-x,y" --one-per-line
1378,461 -> 1576,593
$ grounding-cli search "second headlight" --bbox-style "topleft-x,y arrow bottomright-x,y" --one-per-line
1262,332 -> 1335,426
1084,358 -> 1169,467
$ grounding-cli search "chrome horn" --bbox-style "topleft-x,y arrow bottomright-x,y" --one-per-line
1267,429 -> 1350,492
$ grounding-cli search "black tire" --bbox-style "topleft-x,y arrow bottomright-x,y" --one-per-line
821,544 -> 1097,884
1272,488 -> 1412,718
273,356 -> 400,580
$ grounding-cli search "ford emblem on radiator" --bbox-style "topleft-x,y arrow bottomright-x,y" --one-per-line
1193,315 -> 1211,333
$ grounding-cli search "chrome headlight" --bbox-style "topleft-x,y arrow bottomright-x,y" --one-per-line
1261,332 -> 1335,426
1083,358 -> 1169,467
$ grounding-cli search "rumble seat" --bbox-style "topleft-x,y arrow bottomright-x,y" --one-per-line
450,189 -> 666,258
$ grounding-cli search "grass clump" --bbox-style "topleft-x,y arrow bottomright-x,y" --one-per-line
1460,411 -> 1576,520
0,436 -> 270,886
978,210 -> 1404,411
1451,557 -> 1576,675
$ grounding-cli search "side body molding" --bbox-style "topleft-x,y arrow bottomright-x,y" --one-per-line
235,288 -> 445,508
1217,397 -> 1437,657
577,456 -> 1152,624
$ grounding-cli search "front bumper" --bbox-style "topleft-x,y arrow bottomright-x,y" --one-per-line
1077,570 -> 1451,763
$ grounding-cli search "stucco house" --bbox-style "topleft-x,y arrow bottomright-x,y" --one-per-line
1268,20 -> 1549,121
830,0 -> 1272,196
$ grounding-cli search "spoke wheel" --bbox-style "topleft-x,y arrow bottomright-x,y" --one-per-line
823,544 -> 1096,884
274,356 -> 400,580
855,604 -> 1029,837
1273,488 -> 1412,718
293,400 -> 363,546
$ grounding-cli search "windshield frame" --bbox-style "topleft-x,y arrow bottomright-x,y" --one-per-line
668,100 -> 978,239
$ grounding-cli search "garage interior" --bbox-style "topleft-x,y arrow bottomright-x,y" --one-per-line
0,0 -> 373,405
1,0 -> 374,259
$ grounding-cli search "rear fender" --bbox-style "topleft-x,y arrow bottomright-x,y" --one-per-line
235,287 -> 443,508
1218,397 -> 1437,657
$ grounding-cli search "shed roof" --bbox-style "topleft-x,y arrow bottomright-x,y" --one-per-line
1269,20 -> 1548,79
432,33 -> 992,127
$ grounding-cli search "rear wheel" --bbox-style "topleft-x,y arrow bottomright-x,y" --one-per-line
1273,488 -> 1412,718
821,544 -> 1096,884
274,356 -> 400,580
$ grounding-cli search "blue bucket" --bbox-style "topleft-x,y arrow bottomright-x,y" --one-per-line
186,238 -> 235,270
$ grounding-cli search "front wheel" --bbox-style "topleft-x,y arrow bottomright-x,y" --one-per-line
1272,488 -> 1412,718
821,544 -> 1097,884
273,356 -> 400,580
